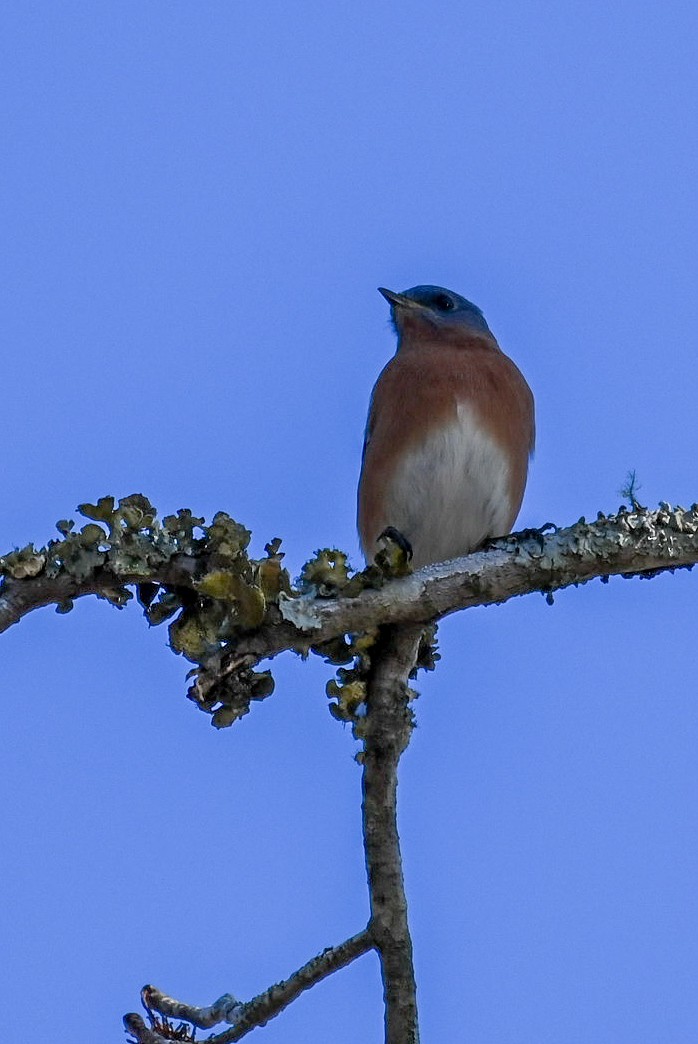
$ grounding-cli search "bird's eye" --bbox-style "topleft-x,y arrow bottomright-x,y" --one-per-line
433,294 -> 454,312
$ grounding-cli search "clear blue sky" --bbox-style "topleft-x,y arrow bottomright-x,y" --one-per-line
2,3 -> 698,1041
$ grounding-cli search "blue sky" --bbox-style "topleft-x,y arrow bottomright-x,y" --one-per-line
2,3 -> 698,1041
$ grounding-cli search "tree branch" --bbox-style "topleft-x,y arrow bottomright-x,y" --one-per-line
199,504 -> 698,694
2,505 -> 696,651
7,500 -> 696,1038
278,505 -> 697,637
0,557 -> 199,634
3,503 -> 697,726
124,929 -> 374,1042
362,623 -> 423,1043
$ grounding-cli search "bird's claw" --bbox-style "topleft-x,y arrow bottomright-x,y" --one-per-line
378,526 -> 413,561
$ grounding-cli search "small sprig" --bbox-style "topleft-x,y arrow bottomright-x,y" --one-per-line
620,469 -> 645,511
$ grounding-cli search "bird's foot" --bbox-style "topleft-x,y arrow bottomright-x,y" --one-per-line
483,522 -> 558,553
375,526 -> 413,576
517,522 -> 558,550
378,526 -> 413,560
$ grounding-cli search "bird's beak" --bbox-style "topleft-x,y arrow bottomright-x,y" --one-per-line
378,287 -> 421,310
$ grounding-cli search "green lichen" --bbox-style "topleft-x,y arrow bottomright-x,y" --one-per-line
0,493 -> 437,735
320,624 -> 439,741
0,494 -> 293,729
298,532 -> 436,739
0,545 -> 47,579
298,548 -> 352,596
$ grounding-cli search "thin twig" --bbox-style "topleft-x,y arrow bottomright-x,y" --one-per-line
362,623 -> 424,1044
140,985 -> 241,1029
0,557 -> 199,634
124,929 -> 374,1042
123,1014 -> 172,1044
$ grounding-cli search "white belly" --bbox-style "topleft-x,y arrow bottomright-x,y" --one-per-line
383,402 -> 513,568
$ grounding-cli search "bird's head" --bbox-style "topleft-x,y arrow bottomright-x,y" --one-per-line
378,285 -> 492,345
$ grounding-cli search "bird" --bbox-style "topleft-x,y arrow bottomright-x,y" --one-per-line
357,285 -> 535,570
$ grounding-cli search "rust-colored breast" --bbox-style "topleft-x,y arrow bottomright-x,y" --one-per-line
357,331 -> 534,565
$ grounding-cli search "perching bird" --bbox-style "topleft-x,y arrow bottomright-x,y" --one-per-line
357,285 -> 535,569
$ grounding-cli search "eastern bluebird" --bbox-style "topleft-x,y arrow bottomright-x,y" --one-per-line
357,285 -> 535,569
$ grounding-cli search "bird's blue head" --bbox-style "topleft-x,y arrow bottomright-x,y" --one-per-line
378,284 -> 491,340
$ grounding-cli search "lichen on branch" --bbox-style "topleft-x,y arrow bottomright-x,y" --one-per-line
0,493 -> 397,730
3,496 -> 698,733
0,494 -> 293,726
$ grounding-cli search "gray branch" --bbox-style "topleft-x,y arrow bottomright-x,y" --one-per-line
362,623 -> 424,1043
0,557 -> 199,635
203,504 -> 698,683
2,507 -> 696,659
124,929 -> 374,1042
278,505 -> 697,635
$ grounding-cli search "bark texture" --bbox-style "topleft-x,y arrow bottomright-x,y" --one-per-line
126,930 -> 374,1042
362,623 -> 424,1044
